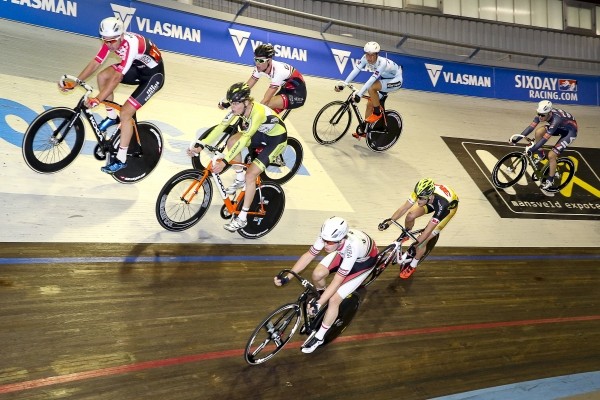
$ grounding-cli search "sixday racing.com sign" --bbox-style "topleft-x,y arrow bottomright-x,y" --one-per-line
443,137 -> 600,220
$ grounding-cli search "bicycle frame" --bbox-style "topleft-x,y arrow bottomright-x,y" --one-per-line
508,134 -> 548,180
383,220 -> 422,265
276,269 -> 323,334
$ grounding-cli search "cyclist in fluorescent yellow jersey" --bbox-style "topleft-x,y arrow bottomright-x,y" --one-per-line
189,82 -> 287,232
379,178 -> 459,278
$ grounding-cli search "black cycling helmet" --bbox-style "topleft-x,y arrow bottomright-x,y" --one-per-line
226,82 -> 251,103
254,43 -> 275,58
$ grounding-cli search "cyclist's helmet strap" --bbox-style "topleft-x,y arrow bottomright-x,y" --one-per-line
254,43 -> 275,58
414,178 -> 435,197
226,82 -> 251,103
321,216 -> 349,242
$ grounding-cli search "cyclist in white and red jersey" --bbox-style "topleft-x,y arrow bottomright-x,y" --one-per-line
510,100 -> 578,191
334,41 -> 403,138
379,178 -> 459,279
58,16 -> 165,174
218,43 -> 306,114
274,217 -> 379,354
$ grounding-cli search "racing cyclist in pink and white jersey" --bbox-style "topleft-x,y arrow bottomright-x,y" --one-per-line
58,16 -> 165,174
274,217 -> 379,354
335,41 -> 403,139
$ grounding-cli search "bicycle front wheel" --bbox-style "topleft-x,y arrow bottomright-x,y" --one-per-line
112,122 -> 163,184
245,303 -> 301,365
541,157 -> 575,192
366,110 -> 403,153
155,169 -> 213,231
491,151 -> 527,189
363,244 -> 397,287
22,107 -> 85,173
312,101 -> 351,145
238,182 -> 286,239
261,137 -> 303,185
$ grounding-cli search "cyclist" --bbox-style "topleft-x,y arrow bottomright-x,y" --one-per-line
334,41 -> 403,139
378,178 -> 458,279
274,217 -> 378,354
58,16 -> 165,174
218,43 -> 306,114
188,82 -> 287,232
510,100 -> 578,190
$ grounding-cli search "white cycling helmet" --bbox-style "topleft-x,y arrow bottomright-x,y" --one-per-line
99,17 -> 124,39
536,100 -> 553,115
363,41 -> 381,54
320,217 -> 349,243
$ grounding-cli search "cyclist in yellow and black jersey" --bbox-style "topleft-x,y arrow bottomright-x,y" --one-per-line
379,178 -> 459,278
188,82 -> 287,232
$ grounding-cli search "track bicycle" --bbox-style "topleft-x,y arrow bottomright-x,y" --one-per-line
491,134 -> 575,193
191,108 -> 303,185
363,220 -> 439,286
22,74 -> 163,184
155,145 -> 285,238
245,269 -> 364,365
312,83 -> 403,152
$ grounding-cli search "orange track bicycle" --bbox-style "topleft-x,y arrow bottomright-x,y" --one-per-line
155,145 -> 286,238
22,74 -> 163,184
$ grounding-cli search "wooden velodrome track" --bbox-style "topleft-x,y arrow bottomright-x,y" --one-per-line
0,243 -> 599,399
0,14 -> 599,399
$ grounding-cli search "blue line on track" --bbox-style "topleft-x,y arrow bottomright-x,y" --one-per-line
0,253 -> 599,265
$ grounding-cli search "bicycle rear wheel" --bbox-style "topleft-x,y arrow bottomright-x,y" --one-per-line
260,137 -> 303,185
366,110 -> 403,153
22,107 -> 85,173
312,101 -> 351,145
112,122 -> 163,184
155,169 -> 213,231
541,157 -> 575,192
245,303 -> 301,365
363,244 -> 397,287
238,182 -> 286,239
491,151 -> 527,189
322,290 -> 362,345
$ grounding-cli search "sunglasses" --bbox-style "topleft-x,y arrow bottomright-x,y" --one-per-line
254,57 -> 270,64
537,113 -> 548,117
102,37 -> 120,44
323,239 -> 340,245
418,196 -> 430,201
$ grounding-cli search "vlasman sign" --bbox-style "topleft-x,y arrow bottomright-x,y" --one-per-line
443,137 -> 600,220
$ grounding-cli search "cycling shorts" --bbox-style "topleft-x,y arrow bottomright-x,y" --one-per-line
319,244 -> 378,298
249,132 -> 288,172
119,62 -> 165,110
277,79 -> 307,109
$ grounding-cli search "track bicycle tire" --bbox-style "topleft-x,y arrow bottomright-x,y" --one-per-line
155,169 -> 213,232
540,157 -> 575,192
366,110 -> 403,153
321,290 -> 362,345
22,107 -> 85,173
245,303 -> 301,365
363,244 -> 397,287
491,151 -> 527,189
237,182 -> 286,239
260,137 -> 303,185
190,125 -> 232,173
312,101 -> 352,145
111,122 -> 163,184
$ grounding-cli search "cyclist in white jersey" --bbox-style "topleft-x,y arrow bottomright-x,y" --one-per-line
274,217 -> 379,353
58,16 -> 165,174
335,41 -> 403,138
219,43 -> 306,115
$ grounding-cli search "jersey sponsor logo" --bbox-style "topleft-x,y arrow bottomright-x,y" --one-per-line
442,136 -> 600,220
514,74 -> 579,101
111,3 -> 200,43
425,63 -> 491,88
5,0 -> 77,16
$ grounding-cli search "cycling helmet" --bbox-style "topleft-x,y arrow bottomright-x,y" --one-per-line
99,17 -> 124,38
254,43 -> 275,58
363,41 -> 381,54
414,178 -> 435,198
320,217 -> 349,243
226,82 -> 251,103
536,100 -> 553,115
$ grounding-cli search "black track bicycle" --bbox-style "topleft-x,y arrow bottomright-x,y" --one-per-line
312,83 -> 403,152
363,220 -> 439,286
191,109 -> 303,185
245,269 -> 364,365
22,74 -> 163,184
